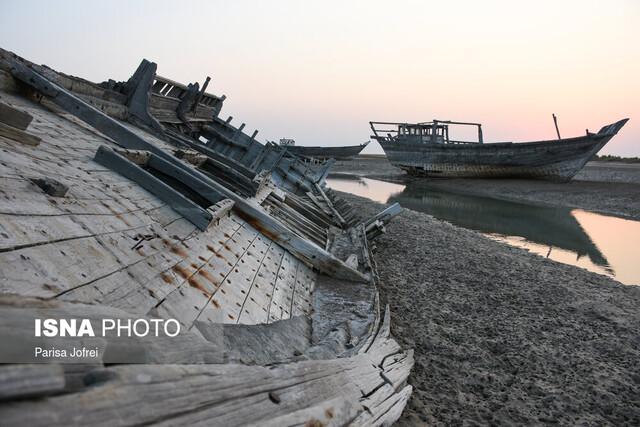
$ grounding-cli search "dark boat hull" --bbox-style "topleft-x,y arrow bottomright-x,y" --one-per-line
286,143 -> 368,160
377,120 -> 628,181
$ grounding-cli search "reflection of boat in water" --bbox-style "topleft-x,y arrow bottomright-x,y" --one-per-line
388,183 -> 610,268
327,173 -> 369,181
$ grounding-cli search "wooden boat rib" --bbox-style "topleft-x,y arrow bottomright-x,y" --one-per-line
370,119 -> 628,181
0,48 -> 411,426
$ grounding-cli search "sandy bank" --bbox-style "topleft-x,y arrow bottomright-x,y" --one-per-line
338,191 -> 640,425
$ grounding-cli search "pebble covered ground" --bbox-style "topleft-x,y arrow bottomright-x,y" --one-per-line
339,192 -> 640,426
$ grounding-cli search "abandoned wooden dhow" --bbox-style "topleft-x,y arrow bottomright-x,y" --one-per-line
370,119 -> 628,181
0,48 -> 411,426
280,140 -> 370,161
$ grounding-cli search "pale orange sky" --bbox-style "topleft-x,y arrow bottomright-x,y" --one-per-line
1,0 -> 638,155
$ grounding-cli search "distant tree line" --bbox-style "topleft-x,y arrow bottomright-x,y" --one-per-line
594,154 -> 640,163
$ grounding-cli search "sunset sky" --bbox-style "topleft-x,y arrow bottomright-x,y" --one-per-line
1,0 -> 638,155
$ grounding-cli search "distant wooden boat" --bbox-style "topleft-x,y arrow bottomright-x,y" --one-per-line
281,140 -> 369,160
370,119 -> 628,181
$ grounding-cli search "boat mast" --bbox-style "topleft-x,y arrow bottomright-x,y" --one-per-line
552,113 -> 561,139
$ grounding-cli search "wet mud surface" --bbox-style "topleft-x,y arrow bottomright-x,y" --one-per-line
338,191 -> 640,426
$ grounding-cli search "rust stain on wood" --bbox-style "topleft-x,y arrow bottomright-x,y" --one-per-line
170,245 -> 188,257
171,264 -> 192,279
160,273 -> 174,284
197,269 -> 220,286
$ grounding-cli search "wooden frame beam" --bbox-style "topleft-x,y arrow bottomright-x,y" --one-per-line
94,146 -> 214,231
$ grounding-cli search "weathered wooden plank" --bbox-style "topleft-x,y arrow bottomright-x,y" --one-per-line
236,242 -> 286,325
0,49 -> 414,427
0,102 -> 33,130
364,202 -> 402,228
8,63 -> 367,281
291,262 -> 315,317
57,217 -> 236,318
153,217 -> 257,326
0,122 -> 41,146
0,306 -> 412,426
0,226 -> 159,297
0,296 -> 224,365
208,230 -> 270,323
0,365 -> 65,400
218,315 -> 311,365
352,384 -> 413,426
94,146 -> 213,231
267,251 -> 299,322
0,69 -> 20,93
0,213 -> 92,250
121,59 -> 164,133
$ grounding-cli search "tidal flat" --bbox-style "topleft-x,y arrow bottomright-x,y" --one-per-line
333,158 -> 640,220
338,190 -> 640,425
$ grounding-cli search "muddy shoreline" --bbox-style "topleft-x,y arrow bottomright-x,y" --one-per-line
332,158 -> 640,220
338,191 -> 640,425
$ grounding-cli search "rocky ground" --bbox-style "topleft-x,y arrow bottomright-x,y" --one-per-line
332,158 -> 640,220
338,191 -> 640,426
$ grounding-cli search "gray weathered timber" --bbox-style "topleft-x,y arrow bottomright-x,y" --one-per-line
0,365 -> 65,401
0,102 -> 33,130
371,119 -> 629,181
167,129 -> 257,179
9,60 -> 367,282
0,301 -> 411,427
121,59 -> 165,134
315,182 -> 346,226
94,146 -> 215,231
176,81 -> 199,125
30,177 -> 68,197
362,202 -> 402,240
151,74 -> 225,117
219,316 -> 311,365
363,202 -> 402,228
9,60 -> 171,156
0,121 -> 41,146
0,296 -> 224,364
200,119 -> 333,195
0,48 -> 411,426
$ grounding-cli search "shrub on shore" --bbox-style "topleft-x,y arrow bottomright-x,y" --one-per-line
594,154 -> 640,163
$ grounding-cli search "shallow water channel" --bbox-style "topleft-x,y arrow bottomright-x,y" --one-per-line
327,176 -> 640,285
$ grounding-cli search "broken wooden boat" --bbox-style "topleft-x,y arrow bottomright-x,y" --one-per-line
0,48 -> 411,426
370,119 -> 628,181
280,139 -> 370,161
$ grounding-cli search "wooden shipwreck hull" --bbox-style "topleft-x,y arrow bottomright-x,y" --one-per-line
372,120 -> 628,181
0,48 -> 411,426
285,142 -> 370,161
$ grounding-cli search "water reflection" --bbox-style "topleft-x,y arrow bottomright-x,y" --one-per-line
326,176 -> 640,285
327,175 -> 405,203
